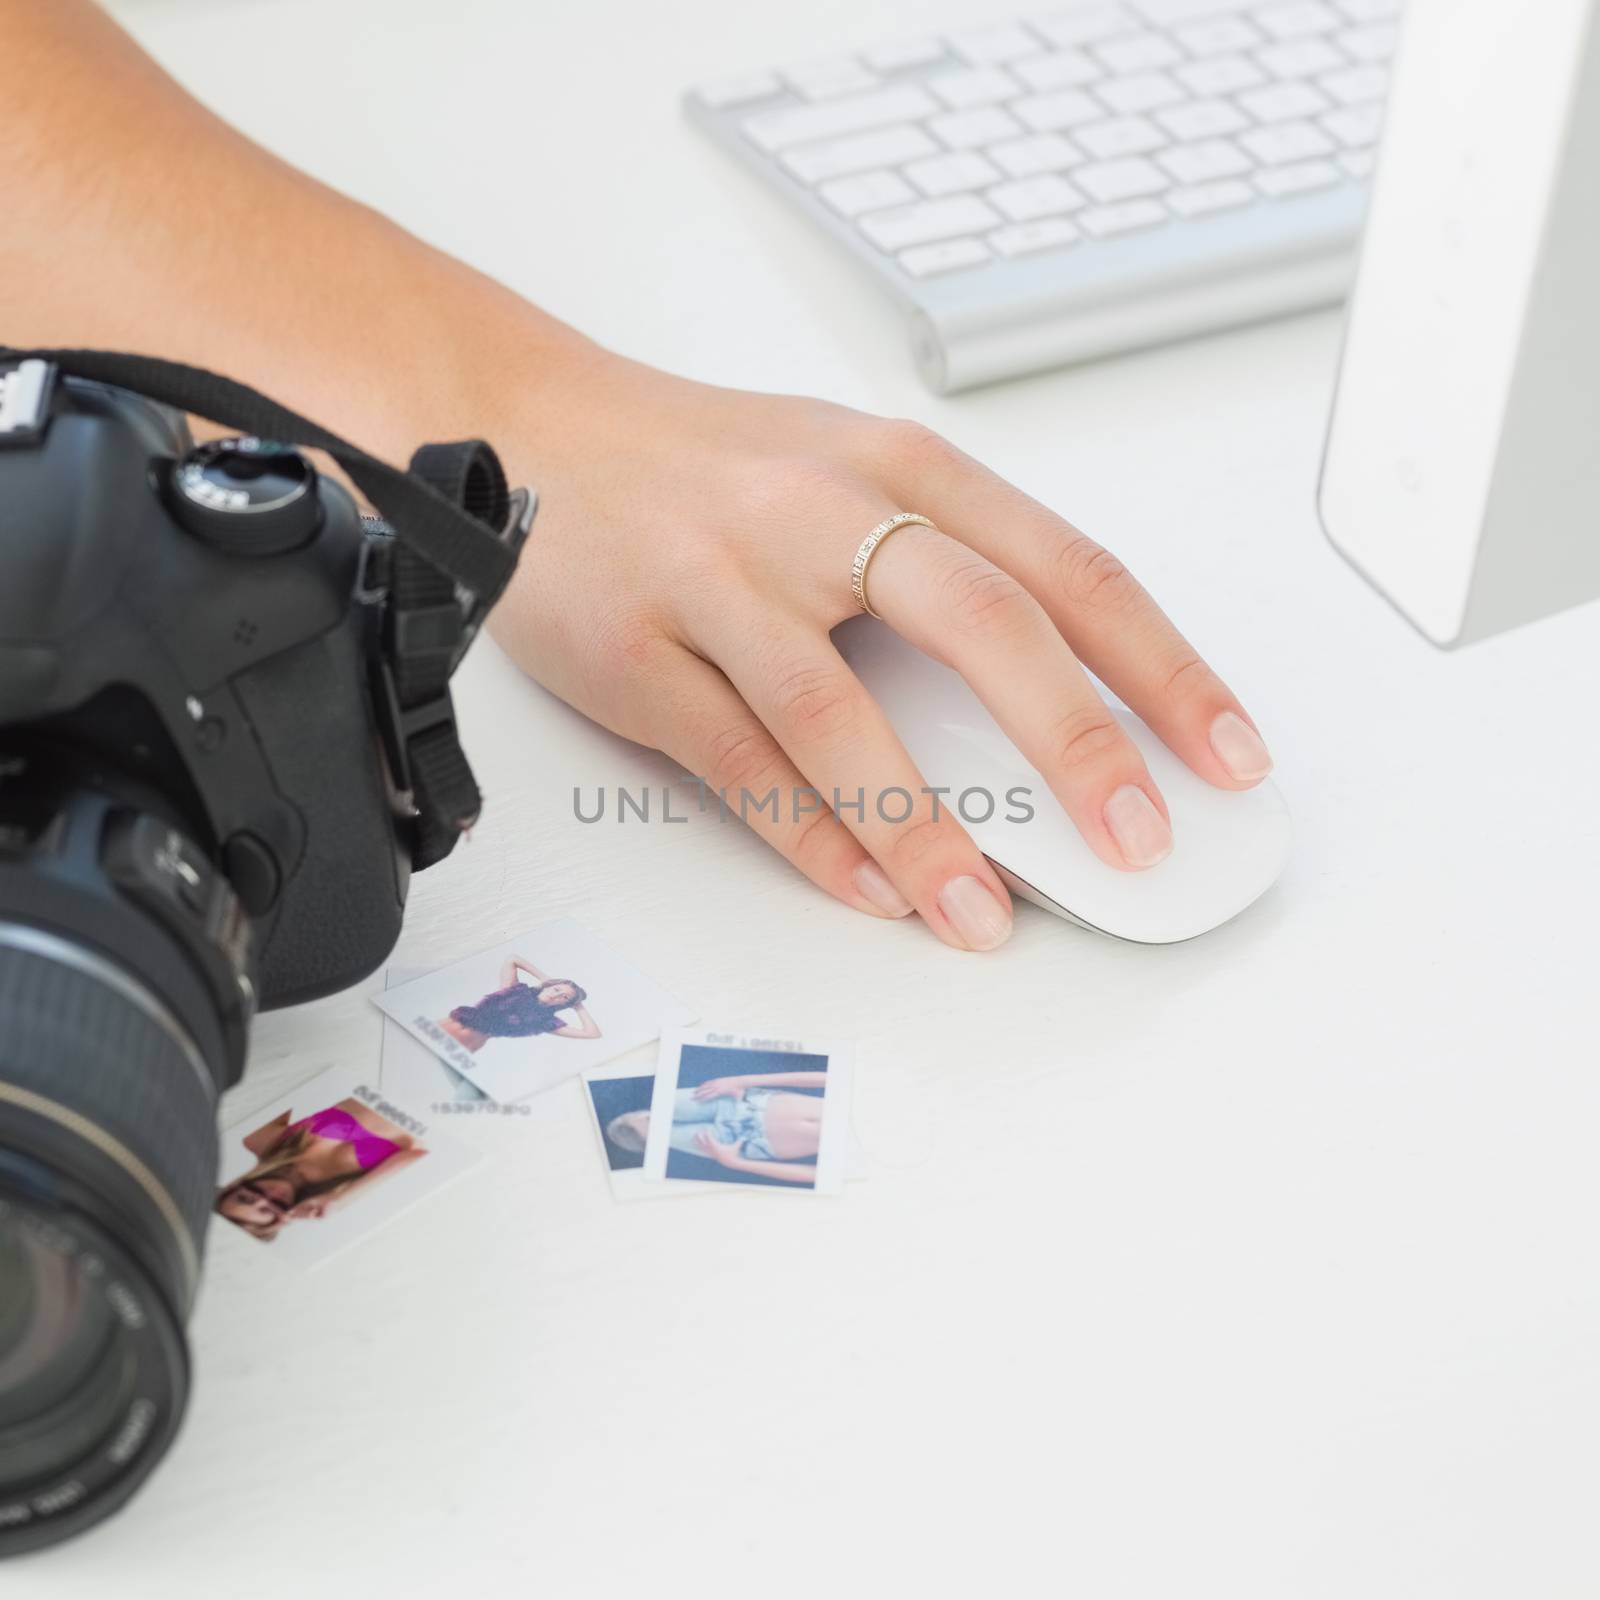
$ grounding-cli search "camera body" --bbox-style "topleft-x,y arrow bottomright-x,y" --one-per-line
3,371 -> 419,1066
0,356 -> 526,1554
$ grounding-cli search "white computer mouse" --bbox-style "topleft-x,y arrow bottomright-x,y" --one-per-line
835,616 -> 1291,944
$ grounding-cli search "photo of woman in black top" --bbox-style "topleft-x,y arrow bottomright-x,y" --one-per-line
438,954 -> 602,1054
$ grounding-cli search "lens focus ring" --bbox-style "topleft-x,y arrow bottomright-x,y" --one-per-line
0,930 -> 220,1307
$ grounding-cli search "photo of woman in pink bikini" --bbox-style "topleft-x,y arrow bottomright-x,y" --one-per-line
214,1097 -> 427,1242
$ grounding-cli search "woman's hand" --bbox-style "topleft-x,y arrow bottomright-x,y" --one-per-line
693,1130 -> 747,1168
490,351 -> 1273,955
692,1077 -> 746,1102
0,3 -> 1270,958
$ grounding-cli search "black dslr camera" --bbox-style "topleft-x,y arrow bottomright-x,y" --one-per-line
0,351 -> 530,1554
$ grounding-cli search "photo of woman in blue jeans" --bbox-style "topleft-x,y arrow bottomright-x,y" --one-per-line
606,1051 -> 830,1188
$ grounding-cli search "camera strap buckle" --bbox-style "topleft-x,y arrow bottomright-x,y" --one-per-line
370,651 -> 479,871
371,438 -> 520,868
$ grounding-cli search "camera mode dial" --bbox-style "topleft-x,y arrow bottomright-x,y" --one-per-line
169,436 -> 320,555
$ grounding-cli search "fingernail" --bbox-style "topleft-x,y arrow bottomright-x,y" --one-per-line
1209,711 -> 1274,782
853,860 -> 913,918
1104,784 -> 1173,869
937,875 -> 1013,951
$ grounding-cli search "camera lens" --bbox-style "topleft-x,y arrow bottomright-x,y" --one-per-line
0,924 -> 220,1555
0,1222 -> 139,1491
0,1193 -> 189,1554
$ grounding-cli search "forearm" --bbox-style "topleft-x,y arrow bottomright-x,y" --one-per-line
0,0 -> 598,481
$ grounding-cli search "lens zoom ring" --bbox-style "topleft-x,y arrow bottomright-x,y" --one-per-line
0,941 -> 219,1266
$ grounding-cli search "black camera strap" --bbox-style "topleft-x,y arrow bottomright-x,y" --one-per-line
0,347 -> 530,869
384,441 -> 512,868
0,347 -> 520,602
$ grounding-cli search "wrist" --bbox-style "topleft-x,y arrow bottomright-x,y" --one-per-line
360,226 -> 614,485
397,221 -> 668,502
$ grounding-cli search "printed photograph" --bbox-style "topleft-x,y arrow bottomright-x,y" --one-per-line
373,920 -> 697,1103
642,1030 -> 854,1194
444,954 -> 600,1052
380,967 -> 489,1111
581,1067 -> 724,1202
213,1067 -> 480,1268
216,1096 -> 424,1240
588,1072 -> 654,1173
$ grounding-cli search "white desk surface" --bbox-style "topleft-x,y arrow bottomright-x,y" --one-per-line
31,2 -> 1600,1596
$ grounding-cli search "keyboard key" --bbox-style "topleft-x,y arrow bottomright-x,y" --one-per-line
781,124 -> 939,183
820,169 -> 918,215
1339,22 -> 1398,60
989,217 -> 1081,254
1237,81 -> 1331,122
1157,137 -> 1252,182
1075,114 -> 1166,157
987,173 -> 1087,219
926,65 -> 1019,107
989,132 -> 1084,175
742,84 -> 938,151
1078,198 -> 1168,235
1254,157 -> 1341,195
1257,37 -> 1343,78
1254,1 -> 1340,38
904,150 -> 1004,196
1096,71 -> 1185,113
863,37 -> 947,72
1339,147 -> 1376,177
697,73 -> 783,109
1014,88 -> 1104,130
1239,119 -> 1335,163
1173,16 -> 1261,54
784,58 -> 881,99
1167,177 -> 1256,215
1094,32 -> 1182,72
1156,99 -> 1249,139
948,22 -> 1041,64
928,106 -> 1026,148
1319,63 -> 1388,104
1176,55 -> 1265,96
1034,5 -> 1135,48
1321,103 -> 1382,147
858,194 -> 1003,250
897,237 -> 992,275
1074,155 -> 1169,201
1015,48 -> 1102,90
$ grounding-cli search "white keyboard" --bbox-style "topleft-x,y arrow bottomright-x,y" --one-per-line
686,0 -> 1397,391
